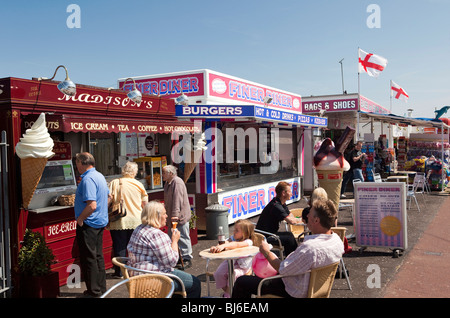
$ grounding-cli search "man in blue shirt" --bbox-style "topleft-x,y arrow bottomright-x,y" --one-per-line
74,152 -> 109,297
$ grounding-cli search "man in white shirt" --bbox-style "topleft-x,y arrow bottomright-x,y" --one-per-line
232,198 -> 344,298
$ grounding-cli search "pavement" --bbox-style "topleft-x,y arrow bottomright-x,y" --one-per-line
58,189 -> 450,299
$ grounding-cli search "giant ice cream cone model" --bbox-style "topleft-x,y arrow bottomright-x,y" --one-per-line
183,133 -> 207,183
15,113 -> 55,209
313,127 -> 354,210
316,169 -> 344,209
20,157 -> 49,209
183,151 -> 197,183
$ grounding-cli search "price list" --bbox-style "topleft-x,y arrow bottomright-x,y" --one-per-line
354,183 -> 407,250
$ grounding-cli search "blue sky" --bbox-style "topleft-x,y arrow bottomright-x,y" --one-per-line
1,0 -> 449,118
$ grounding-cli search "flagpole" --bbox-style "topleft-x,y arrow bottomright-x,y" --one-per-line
389,80 -> 392,113
357,47 -> 361,141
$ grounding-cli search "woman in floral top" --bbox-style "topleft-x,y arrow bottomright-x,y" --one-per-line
127,200 -> 201,297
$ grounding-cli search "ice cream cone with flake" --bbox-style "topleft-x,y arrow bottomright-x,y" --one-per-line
15,113 -> 55,209
313,129 -> 354,210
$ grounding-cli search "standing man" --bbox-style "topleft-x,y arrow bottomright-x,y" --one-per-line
162,165 -> 192,269
351,141 -> 367,182
74,152 -> 109,297
256,181 -> 303,257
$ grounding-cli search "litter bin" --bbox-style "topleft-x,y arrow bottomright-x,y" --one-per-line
205,202 -> 229,240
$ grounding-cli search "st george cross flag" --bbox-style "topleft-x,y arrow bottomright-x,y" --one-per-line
391,80 -> 409,102
358,48 -> 388,78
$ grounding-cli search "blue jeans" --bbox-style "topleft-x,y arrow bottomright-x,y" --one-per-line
353,168 -> 364,182
341,170 -> 353,195
353,168 -> 365,182
171,269 -> 201,298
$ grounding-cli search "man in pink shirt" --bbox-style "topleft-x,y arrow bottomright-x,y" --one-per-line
233,198 -> 344,298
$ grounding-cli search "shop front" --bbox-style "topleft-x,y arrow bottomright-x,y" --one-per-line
301,93 -> 450,190
119,70 -> 327,229
357,111 -> 450,190
0,76 -> 198,290
302,93 -> 393,189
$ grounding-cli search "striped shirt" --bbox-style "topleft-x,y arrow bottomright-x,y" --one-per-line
127,224 -> 178,274
279,233 -> 344,298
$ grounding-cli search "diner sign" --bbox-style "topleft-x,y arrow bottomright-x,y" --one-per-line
354,182 -> 408,250
118,70 -> 302,113
208,72 -> 302,112
119,72 -> 205,98
218,177 -> 301,224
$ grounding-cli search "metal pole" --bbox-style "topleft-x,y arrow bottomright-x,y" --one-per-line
339,58 -> 345,94
441,122 -> 445,193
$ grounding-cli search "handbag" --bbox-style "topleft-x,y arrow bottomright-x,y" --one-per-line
108,178 -> 127,223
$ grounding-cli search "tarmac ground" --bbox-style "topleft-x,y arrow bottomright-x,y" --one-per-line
59,188 -> 450,300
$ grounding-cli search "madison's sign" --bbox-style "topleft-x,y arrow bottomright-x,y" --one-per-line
1,77 -> 175,116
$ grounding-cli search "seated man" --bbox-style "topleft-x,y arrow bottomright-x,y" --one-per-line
233,198 -> 344,298
256,182 -> 302,256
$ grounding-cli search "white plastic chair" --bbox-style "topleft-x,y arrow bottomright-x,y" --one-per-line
406,184 -> 420,212
424,170 -> 432,193
373,173 -> 383,182
412,173 -> 427,201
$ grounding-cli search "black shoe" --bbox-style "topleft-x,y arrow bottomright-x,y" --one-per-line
83,290 -> 101,298
183,259 -> 192,269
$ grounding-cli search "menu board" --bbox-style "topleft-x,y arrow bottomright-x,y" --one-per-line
354,182 -> 408,250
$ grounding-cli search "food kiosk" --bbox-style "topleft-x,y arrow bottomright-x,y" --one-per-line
0,76 -> 198,292
119,69 -> 328,229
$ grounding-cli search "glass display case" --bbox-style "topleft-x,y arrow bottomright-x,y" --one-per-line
28,160 -> 77,210
134,156 -> 163,190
